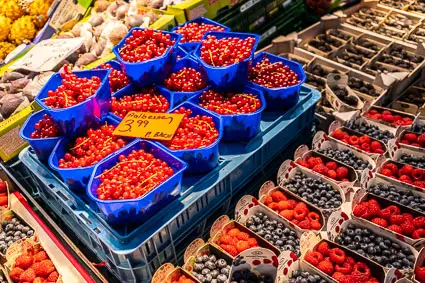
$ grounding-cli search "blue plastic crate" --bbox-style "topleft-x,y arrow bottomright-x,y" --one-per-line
172,17 -> 231,52
87,139 -> 187,225
18,86 -> 320,283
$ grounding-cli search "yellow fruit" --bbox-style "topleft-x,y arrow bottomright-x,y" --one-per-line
0,0 -> 25,21
9,16 -> 37,44
29,0 -> 53,28
0,41 -> 16,60
0,16 -> 11,41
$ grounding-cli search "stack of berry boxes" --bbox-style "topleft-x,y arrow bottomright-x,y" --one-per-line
19,17 -> 306,226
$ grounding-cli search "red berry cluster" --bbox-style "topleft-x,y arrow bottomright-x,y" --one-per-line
217,227 -> 258,257
96,149 -> 174,200
416,266 -> 425,283
111,88 -> 170,118
263,190 -> 322,230
30,114 -> 60,138
97,63 -> 130,93
162,107 -> 219,150
305,241 -> 378,282
353,198 -> 425,239
249,58 -> 300,88
400,132 -> 425,148
379,162 -> 425,188
171,274 -> 195,283
119,29 -> 175,63
44,66 -> 101,109
58,124 -> 127,168
198,90 -> 261,115
174,22 -> 226,43
200,35 -> 256,67
0,179 -> 7,208
164,67 -> 207,92
331,128 -> 384,154
296,156 -> 350,181
364,109 -> 413,126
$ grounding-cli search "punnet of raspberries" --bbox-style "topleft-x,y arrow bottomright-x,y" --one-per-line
263,189 -> 323,230
353,198 -> 425,239
171,274 -> 195,283
400,131 -> 425,148
296,156 -> 352,182
174,22 -> 226,43
416,265 -> 425,283
378,162 -> 425,188
216,227 -> 259,257
364,109 -> 413,126
304,241 -> 379,282
331,128 -> 385,154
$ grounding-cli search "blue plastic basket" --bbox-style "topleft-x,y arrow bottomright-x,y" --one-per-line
48,115 -> 130,191
35,69 -> 112,136
157,57 -> 209,105
172,17 -> 231,52
96,60 -> 133,97
157,101 -> 223,174
19,110 -> 62,162
87,139 -> 187,225
249,52 -> 306,111
109,85 -> 174,121
189,86 -> 266,141
194,31 -> 260,92
175,46 -> 189,61
113,28 -> 182,86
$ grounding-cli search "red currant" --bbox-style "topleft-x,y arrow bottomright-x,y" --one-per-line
164,67 -> 207,92
174,22 -> 226,43
249,57 -> 300,88
30,114 -> 61,138
198,90 -> 261,115
97,63 -> 130,93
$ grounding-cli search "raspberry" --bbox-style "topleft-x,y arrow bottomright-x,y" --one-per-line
294,207 -> 307,221
264,196 -> 273,205
296,160 -> 310,168
316,241 -> 330,256
310,221 -> 322,230
335,261 -> 353,274
413,228 -> 425,239
387,224 -> 402,234
401,139 -> 410,145
414,181 -> 425,188
366,277 -> 379,283
380,168 -> 393,177
361,143 -> 371,152
413,216 -> 425,228
308,212 -> 321,222
305,251 -> 320,266
373,148 -> 385,154
271,191 -> 286,202
344,256 -> 355,266
416,266 -> 425,283
307,157 -> 323,167
413,168 -> 425,181
389,214 -> 404,225
333,272 -> 346,281
404,133 -> 417,142
327,170 -> 337,179
268,202 -> 278,211
336,167 -> 348,180
370,141 -> 382,150
332,129 -> 345,140
368,199 -> 380,210
348,136 -> 359,145
9,267 -> 24,282
353,204 -> 369,218
399,175 -> 413,184
277,200 -> 292,211
401,221 -> 415,236
247,238 -> 258,248
220,235 -> 236,245
279,209 -> 294,220
352,262 -> 371,278
236,241 -> 250,253
235,232 -> 250,241
312,164 -> 328,175
227,228 -> 241,237
47,271 -> 59,282
34,259 -> 55,277
220,244 -> 238,256
359,135 -> 371,144
329,248 -> 346,265
15,255 -> 34,269
398,164 -> 413,177
298,218 -> 311,229
325,161 -> 338,170
385,205 -> 401,215
384,163 -> 398,175
295,202 -> 308,211
418,134 -> 425,147
317,259 -> 334,275
372,217 -> 388,228
19,269 -> 36,282
367,206 -> 381,219
403,213 -> 414,223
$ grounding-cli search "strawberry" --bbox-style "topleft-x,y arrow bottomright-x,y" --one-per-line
325,161 -> 338,171
370,141 -> 382,151
34,251 -> 48,263
316,241 -> 330,256
329,248 -> 346,265
413,168 -> 425,181
404,133 -> 417,142
247,238 -> 258,248
0,196 -> 7,207
393,115 -> 402,121
418,134 -> 425,147
398,164 -> 414,177
413,216 -> 425,228
371,218 -> 388,228
236,241 -> 250,253
312,164 -> 328,175
382,114 -> 395,123
380,168 -> 393,177
20,268 -> 36,282
304,250 -> 321,266
382,110 -> 392,115
279,209 -> 294,220
413,228 -> 425,239
235,232 -> 250,241
387,224 -> 403,234
296,160 -> 310,168
369,110 -> 378,115
399,175 -> 413,184
34,259 -> 56,277
271,191 -> 286,202
401,221 -> 415,236
317,259 -> 334,275
328,170 -> 337,179
415,266 -> 425,283
298,218 -> 311,229
15,254 -> 34,269
389,214 -> 404,225
335,261 -> 353,275
9,267 -> 24,282
336,167 -> 348,180
359,135 -> 371,144
384,163 -> 398,175
220,244 -> 238,256
332,129 -> 345,140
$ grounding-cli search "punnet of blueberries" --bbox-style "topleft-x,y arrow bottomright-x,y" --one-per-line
0,217 -> 34,254
285,270 -> 326,283
283,172 -> 342,209
399,154 -> 425,169
317,148 -> 370,170
345,119 -> 394,143
246,212 -> 300,257
230,269 -> 273,283
335,223 -> 415,269
192,254 -> 230,283
367,183 -> 425,213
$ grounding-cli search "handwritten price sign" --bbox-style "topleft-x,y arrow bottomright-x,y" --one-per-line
113,112 -> 184,140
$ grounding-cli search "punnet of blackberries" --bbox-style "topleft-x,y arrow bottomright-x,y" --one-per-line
317,148 -> 370,170
230,269 -> 273,283
0,217 -> 34,254
330,86 -> 359,107
348,77 -> 379,97
246,212 -> 300,256
192,253 -> 231,283
285,270 -> 326,283
345,119 -> 394,143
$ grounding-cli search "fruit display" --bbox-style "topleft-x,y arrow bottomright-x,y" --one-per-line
345,119 -> 394,143
197,90 -> 261,115
249,57 -> 301,88
96,63 -> 130,94
399,131 -> 425,148
353,197 -> 425,239
285,270 -> 326,283
110,87 -> 170,118
191,253 -> 231,282
0,213 -> 34,254
364,108 -> 414,127
295,155 -> 353,182
334,222 -> 415,269
29,114 -> 61,139
173,21 -> 227,43
330,128 -> 385,154
57,123 -> 127,168
245,211 -> 301,255
304,241 -> 380,282
378,161 -> 425,188
230,269 -> 274,283
317,148 -> 371,171
8,241 -> 60,283
281,171 -> 343,210
215,227 -> 259,257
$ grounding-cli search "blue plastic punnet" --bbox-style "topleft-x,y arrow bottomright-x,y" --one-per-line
157,57 -> 209,105
190,85 -> 266,141
156,101 -> 222,174
87,139 -> 187,225
194,31 -> 260,91
35,69 -> 112,136
20,110 -> 62,162
172,17 -> 231,52
249,52 -> 306,111
113,28 -> 182,86
48,115 -> 131,191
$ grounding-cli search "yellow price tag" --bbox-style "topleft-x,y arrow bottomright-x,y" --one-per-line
113,112 -> 184,140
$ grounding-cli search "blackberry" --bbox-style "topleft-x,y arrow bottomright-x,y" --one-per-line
246,212 -> 300,257
378,55 -> 414,70
230,269 -> 274,283
345,119 -> 394,143
389,45 -> 423,63
192,253 -> 231,282
306,74 -> 325,90
318,148 -> 370,170
348,77 -> 379,97
355,38 -> 379,51
317,34 -> 343,48
399,89 -> 425,105
309,65 -> 340,78
336,222 -> 414,269
283,172 -> 342,209
328,29 -> 351,41
331,86 -> 358,106
367,183 -> 425,213
285,270 -> 326,283
309,40 -> 332,52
